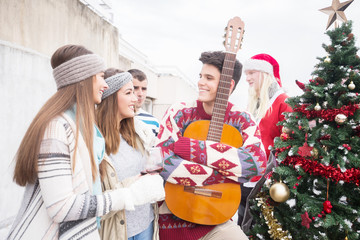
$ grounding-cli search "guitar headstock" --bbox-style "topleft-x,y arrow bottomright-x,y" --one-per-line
223,16 -> 245,53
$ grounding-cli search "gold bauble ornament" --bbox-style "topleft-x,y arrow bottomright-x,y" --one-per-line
311,148 -> 319,158
348,81 -> 355,90
269,182 -> 290,203
282,126 -> 292,134
314,103 -> 321,111
324,56 -> 331,63
335,114 -> 347,125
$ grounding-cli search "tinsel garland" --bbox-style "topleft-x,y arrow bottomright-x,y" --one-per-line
255,193 -> 292,240
293,104 -> 358,121
280,156 -> 360,185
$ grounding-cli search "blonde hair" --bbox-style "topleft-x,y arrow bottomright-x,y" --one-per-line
247,72 -> 277,121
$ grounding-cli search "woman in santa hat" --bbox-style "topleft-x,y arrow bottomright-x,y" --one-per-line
237,54 -> 293,228
244,53 -> 292,159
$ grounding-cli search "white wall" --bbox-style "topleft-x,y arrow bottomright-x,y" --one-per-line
0,0 -> 120,67
0,41 -> 55,238
154,73 -> 197,120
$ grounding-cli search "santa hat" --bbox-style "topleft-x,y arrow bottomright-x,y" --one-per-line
244,53 -> 282,87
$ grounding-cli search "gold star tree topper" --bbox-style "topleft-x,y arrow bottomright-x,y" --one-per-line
319,0 -> 354,30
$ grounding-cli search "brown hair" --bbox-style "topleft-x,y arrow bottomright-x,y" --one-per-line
96,68 -> 138,155
199,51 -> 243,91
128,68 -> 147,81
13,44 -> 99,186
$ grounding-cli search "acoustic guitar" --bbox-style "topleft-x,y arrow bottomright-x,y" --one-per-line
165,16 -> 245,225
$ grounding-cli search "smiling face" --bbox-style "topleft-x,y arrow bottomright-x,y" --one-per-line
245,70 -> 262,96
93,72 -> 108,104
198,64 -> 221,112
116,81 -> 138,121
197,64 -> 236,114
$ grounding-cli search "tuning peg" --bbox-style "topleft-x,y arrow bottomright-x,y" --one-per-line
223,40 -> 226,47
224,27 -> 228,31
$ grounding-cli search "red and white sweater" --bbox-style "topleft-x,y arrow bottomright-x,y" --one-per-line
155,100 -> 266,240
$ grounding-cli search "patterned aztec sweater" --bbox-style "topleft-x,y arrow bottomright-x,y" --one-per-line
156,100 -> 267,240
7,113 -> 115,240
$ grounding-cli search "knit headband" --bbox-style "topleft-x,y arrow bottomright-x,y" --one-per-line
101,72 -> 133,100
53,54 -> 106,90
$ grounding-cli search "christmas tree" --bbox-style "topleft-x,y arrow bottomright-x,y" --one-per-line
247,21 -> 360,240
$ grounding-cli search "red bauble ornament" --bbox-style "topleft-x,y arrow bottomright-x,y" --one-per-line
343,144 -> 352,151
323,200 -> 333,214
280,132 -> 290,141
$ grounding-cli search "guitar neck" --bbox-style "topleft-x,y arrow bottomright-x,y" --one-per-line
207,53 -> 236,142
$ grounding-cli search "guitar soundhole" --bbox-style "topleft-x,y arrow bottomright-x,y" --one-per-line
183,186 -> 222,199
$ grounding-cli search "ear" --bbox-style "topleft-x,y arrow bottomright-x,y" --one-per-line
229,79 -> 235,94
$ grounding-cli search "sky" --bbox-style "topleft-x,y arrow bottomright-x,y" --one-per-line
106,0 -> 360,109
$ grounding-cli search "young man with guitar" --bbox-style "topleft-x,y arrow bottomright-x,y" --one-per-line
155,48 -> 267,239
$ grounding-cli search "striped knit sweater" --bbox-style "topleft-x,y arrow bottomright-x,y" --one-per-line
156,100 -> 267,240
7,113 -> 115,240
135,108 -> 160,136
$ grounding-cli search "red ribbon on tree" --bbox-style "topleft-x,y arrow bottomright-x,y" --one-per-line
280,156 -> 360,186
293,104 -> 358,121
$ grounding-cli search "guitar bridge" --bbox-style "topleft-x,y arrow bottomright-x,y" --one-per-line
183,186 -> 222,199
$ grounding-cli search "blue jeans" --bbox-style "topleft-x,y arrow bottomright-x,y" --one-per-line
128,221 -> 154,240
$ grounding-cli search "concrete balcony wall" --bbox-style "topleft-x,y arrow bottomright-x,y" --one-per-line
0,0 -> 120,67
0,41 -> 54,238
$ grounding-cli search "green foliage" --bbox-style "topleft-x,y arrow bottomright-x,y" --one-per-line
248,21 -> 360,240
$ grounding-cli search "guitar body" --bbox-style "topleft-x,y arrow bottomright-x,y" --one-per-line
164,16 -> 246,226
164,120 -> 243,225
183,120 -> 243,147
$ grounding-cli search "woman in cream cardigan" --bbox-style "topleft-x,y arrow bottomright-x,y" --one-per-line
96,68 -> 164,240
8,45 -> 164,240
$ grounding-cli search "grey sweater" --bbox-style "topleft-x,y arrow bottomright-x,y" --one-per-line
109,135 -> 154,237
